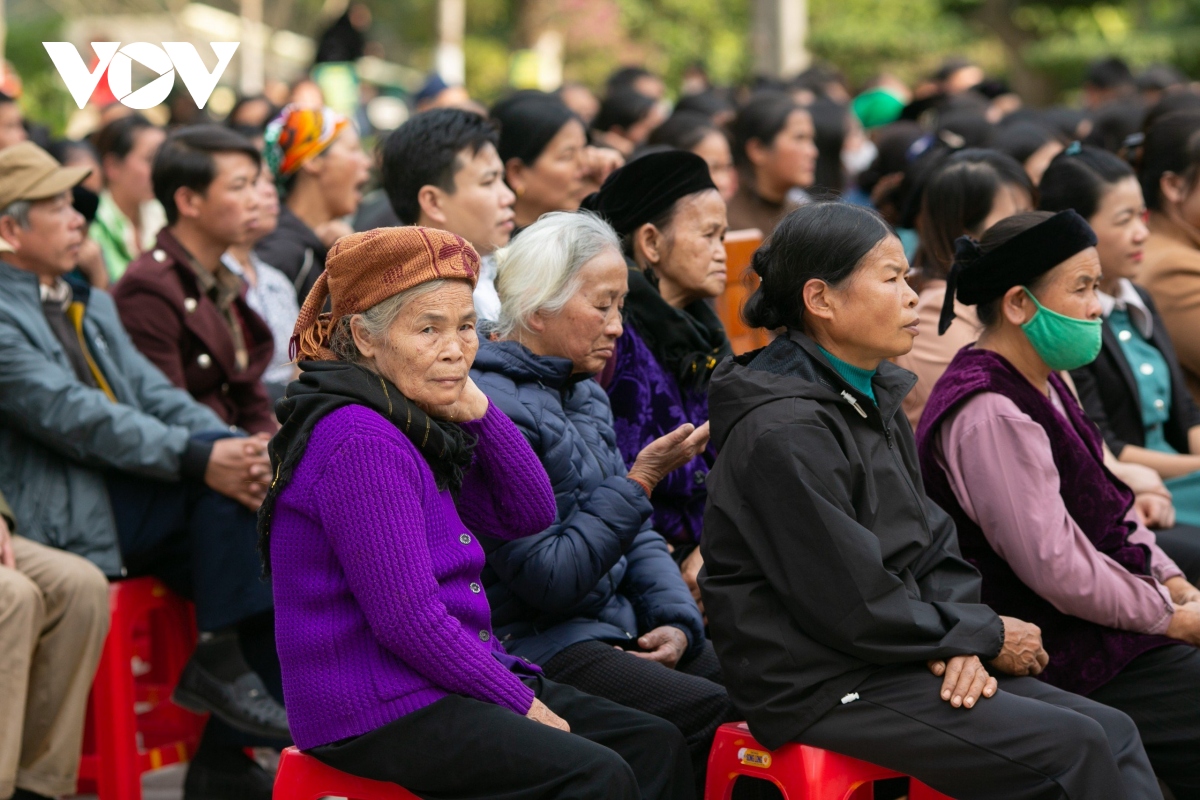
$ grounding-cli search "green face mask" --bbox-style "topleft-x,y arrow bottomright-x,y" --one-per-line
1019,287 -> 1102,371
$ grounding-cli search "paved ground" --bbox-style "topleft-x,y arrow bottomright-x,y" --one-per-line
69,763 -> 186,800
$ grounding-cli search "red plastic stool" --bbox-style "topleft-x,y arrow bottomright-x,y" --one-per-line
706,723 -> 957,800
77,578 -> 208,800
274,746 -> 420,799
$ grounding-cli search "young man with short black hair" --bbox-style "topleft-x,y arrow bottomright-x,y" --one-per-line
115,125 -> 276,435
380,108 -> 515,319
112,126 -> 288,799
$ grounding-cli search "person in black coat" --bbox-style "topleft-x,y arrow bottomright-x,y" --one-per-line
699,201 -> 1161,799
1039,145 -> 1200,566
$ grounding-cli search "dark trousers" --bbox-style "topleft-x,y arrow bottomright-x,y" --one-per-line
542,639 -> 734,794
106,472 -> 283,749
796,664 -> 1160,800
309,676 -> 694,800
1152,524 -> 1200,582
106,473 -> 272,632
1091,644 -> 1200,800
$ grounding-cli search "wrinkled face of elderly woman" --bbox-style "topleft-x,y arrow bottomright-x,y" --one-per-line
997,247 -> 1104,327
806,234 -> 920,364
638,189 -> 728,307
530,247 -> 628,374
352,280 -> 479,408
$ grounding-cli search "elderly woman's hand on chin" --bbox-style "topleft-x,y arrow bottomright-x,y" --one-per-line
417,376 -> 491,424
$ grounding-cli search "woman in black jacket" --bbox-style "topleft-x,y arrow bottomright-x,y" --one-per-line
699,202 -> 1160,799
1040,145 -> 1200,537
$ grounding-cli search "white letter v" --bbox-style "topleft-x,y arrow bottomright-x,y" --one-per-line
163,42 -> 239,109
43,42 -> 120,109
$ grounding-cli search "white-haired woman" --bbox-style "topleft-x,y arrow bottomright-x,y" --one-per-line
471,211 -> 733,794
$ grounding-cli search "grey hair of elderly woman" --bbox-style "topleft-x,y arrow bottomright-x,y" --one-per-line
328,279 -> 455,363
493,211 -> 622,339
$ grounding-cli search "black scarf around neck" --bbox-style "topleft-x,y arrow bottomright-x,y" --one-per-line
622,267 -> 732,391
257,360 -> 476,573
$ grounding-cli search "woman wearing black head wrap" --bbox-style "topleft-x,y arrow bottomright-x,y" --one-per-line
582,150 -> 731,603
491,92 -> 623,231
918,210 -> 1200,800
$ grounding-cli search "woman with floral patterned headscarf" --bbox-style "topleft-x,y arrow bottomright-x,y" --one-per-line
254,103 -> 372,304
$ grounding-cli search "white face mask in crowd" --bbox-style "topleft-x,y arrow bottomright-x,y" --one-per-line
841,140 -> 878,179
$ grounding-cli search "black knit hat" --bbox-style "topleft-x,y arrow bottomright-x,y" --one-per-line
579,150 -> 717,237
491,92 -> 580,166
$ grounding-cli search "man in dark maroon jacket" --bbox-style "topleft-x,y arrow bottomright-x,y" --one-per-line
114,125 -> 277,435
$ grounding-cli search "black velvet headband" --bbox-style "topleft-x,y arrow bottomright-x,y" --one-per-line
579,150 -> 718,237
938,209 -> 1098,335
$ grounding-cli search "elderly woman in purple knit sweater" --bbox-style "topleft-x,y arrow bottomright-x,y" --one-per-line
259,226 -> 692,800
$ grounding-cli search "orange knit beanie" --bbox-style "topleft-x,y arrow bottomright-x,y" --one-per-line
292,226 -> 480,361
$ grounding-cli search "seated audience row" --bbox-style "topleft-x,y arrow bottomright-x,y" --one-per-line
0,141 -> 287,798
701,201 -> 1200,799
262,225 -> 693,800
13,58 -> 1200,800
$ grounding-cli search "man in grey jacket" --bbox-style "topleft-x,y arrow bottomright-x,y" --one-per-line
0,142 -> 286,800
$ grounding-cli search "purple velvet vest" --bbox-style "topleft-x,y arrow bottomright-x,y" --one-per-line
916,347 -> 1173,696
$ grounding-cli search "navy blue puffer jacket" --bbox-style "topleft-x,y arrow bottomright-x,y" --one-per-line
471,339 -> 706,665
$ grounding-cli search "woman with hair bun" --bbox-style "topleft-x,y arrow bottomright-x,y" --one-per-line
472,211 -> 730,796
700,201 -> 1157,800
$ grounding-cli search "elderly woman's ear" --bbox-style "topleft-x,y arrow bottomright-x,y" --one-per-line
523,309 -> 548,335
801,278 -> 837,322
349,316 -> 378,362
999,284 -> 1034,326
633,223 -> 667,267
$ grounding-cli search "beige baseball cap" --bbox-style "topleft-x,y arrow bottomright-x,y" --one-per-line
0,141 -> 90,209
0,142 -> 91,253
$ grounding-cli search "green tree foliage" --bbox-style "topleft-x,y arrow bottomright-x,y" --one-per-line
944,0 -> 1200,101
807,0 -> 981,85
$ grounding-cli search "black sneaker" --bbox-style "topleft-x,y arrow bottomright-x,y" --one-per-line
183,743 -> 274,800
172,658 -> 290,740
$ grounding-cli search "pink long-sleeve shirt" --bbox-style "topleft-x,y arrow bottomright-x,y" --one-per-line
933,387 -> 1181,635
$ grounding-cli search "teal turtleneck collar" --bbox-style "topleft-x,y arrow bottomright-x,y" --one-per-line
817,345 -> 877,404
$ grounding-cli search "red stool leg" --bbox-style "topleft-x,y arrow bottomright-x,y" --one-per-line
94,582 -> 144,800
705,724 -> 793,799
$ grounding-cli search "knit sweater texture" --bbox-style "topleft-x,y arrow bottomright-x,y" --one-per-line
270,400 -> 556,750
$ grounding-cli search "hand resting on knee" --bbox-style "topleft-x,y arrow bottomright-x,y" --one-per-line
927,616 -> 1050,709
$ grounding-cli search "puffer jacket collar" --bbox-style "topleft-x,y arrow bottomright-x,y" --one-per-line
471,337 -> 582,391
